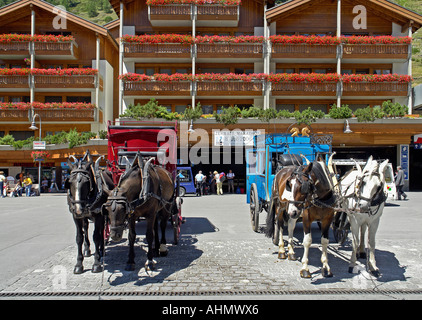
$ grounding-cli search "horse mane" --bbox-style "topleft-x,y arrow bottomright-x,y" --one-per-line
117,164 -> 140,188
311,161 -> 334,200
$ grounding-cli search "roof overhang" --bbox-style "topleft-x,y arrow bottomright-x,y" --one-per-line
266,0 -> 422,32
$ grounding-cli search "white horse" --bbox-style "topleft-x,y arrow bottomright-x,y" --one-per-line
339,156 -> 389,277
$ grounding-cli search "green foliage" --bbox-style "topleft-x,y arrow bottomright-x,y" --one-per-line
381,101 -> 408,117
214,106 -> 241,126
182,102 -> 203,121
354,106 -> 377,122
328,104 -> 353,119
258,108 -> 278,123
276,109 -> 293,119
293,107 -> 325,125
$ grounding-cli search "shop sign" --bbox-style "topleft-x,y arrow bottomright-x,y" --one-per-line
213,130 -> 262,147
33,141 -> 46,150
400,144 -> 409,180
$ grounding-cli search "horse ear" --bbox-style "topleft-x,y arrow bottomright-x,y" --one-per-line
379,159 -> 389,182
303,162 -> 313,174
362,156 -> 373,174
85,150 -> 93,164
100,171 -> 112,197
68,155 -> 77,171
353,159 -> 362,176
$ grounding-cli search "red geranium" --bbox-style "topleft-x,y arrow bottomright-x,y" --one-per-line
0,34 -> 75,43
267,73 -> 341,83
342,74 -> 412,83
146,0 -> 241,5
0,102 -> 96,110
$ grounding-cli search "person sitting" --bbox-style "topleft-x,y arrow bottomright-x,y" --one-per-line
10,182 -> 23,197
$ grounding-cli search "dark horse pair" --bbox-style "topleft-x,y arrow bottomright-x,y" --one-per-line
265,157 -> 337,278
65,151 -> 175,274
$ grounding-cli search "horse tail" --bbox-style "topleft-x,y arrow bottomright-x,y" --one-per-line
265,176 -> 278,238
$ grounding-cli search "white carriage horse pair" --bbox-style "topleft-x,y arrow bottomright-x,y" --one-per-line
275,155 -> 389,278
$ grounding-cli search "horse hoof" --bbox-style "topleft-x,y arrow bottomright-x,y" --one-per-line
92,265 -> 103,273
300,269 -> 311,278
145,260 -> 156,271
84,250 -> 91,257
370,270 -> 381,278
73,266 -> 84,274
322,268 -> 333,278
125,263 -> 135,271
288,253 -> 296,261
159,250 -> 168,257
278,252 -> 287,260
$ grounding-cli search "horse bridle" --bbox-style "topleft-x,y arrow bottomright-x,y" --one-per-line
343,171 -> 386,215
283,168 -> 314,211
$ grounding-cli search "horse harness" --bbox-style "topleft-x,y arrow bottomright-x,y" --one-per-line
67,166 -> 107,215
342,171 -> 387,216
102,162 -> 174,218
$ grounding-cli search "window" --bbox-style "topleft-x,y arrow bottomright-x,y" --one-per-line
159,68 -> 172,75
45,96 -> 63,103
276,68 -> 294,74
178,169 -> 192,182
9,131 -> 34,141
299,68 -> 311,74
276,104 -> 295,112
202,105 -> 213,114
342,69 -> 353,75
235,68 -> 254,75
175,68 -> 188,74
200,68 -> 230,74
67,96 -> 91,103
216,104 -> 229,114
175,105 -> 187,113
162,105 -> 172,112
314,69 -> 327,74
299,104 -> 327,112
356,69 -> 369,74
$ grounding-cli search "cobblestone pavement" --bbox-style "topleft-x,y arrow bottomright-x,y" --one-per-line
1,194 -> 422,299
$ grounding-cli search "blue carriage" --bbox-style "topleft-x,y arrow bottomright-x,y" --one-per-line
246,125 -> 333,232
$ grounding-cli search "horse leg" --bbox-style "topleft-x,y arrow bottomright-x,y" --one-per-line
287,218 -> 298,261
125,217 -> 136,271
348,216 -> 361,273
159,210 -> 169,257
276,209 -> 286,259
357,224 -> 367,259
367,218 -> 381,277
91,215 -> 104,273
73,218 -> 84,274
83,218 -> 91,257
300,213 -> 312,278
153,215 -> 160,257
145,215 -> 156,272
320,215 -> 333,278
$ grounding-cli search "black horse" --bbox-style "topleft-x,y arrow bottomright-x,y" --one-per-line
65,150 -> 115,274
102,153 -> 175,271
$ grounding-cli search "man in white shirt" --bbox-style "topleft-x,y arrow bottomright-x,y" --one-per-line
195,170 -> 206,196
227,170 -> 235,194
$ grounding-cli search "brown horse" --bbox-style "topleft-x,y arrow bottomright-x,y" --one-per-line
266,160 -> 336,278
102,153 -> 175,271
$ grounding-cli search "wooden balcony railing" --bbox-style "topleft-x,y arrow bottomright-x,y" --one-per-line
33,75 -> 98,89
342,44 -> 409,59
271,82 -> 337,96
271,44 -> 337,59
149,4 -> 191,21
342,82 -> 409,96
0,41 -> 79,59
0,108 -> 95,122
196,43 -> 263,59
196,80 -> 263,96
0,75 -> 30,88
196,5 -> 239,21
124,43 -> 191,58
123,81 -> 191,96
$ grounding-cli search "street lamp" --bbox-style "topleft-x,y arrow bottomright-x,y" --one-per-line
343,119 -> 353,134
29,113 -> 42,195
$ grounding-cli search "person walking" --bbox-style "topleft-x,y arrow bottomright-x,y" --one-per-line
214,171 -> 223,195
394,166 -> 407,200
0,171 -> 6,198
227,170 -> 235,194
209,171 -> 216,194
195,170 -> 206,196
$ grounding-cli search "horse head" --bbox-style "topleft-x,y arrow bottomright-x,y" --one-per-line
65,151 -> 96,217
282,163 -> 313,219
101,159 -> 148,242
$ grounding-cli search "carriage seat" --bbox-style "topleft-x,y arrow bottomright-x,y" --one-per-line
278,154 -> 303,167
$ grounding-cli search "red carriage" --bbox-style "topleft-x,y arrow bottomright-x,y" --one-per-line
105,120 -> 183,244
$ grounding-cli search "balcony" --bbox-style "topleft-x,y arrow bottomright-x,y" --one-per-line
123,42 -> 192,62
342,82 -> 409,97
0,68 -> 101,92
196,43 -> 263,61
271,82 -> 337,96
0,103 -> 96,122
196,80 -> 263,96
342,44 -> 409,61
148,4 -> 239,27
123,81 -> 191,97
0,34 -> 79,60
271,44 -> 337,60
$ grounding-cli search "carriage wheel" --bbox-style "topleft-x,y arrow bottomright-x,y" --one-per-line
250,183 -> 260,232
332,211 -> 350,245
